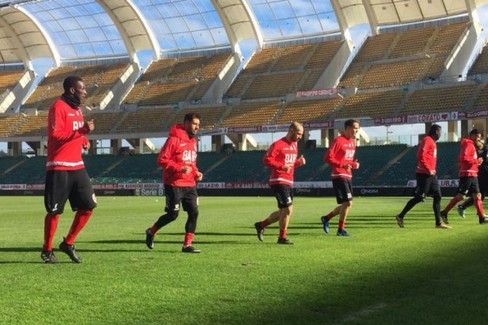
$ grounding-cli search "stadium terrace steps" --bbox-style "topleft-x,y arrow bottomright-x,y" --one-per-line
0,143 -> 463,186
0,156 -> 45,184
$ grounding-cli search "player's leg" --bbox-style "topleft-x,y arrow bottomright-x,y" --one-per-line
458,175 -> 484,216
145,185 -> 181,249
60,169 -> 97,263
397,175 -> 428,227
320,205 -> 340,234
41,170 -> 69,263
65,169 -> 96,244
181,187 -> 201,253
336,179 -> 353,236
469,178 -> 487,223
429,177 -> 448,228
254,185 -> 287,241
338,200 -> 352,235
441,177 -> 468,221
277,205 -> 293,244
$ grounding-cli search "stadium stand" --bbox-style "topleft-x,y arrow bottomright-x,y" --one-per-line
0,70 -> 24,93
83,154 -> 127,180
125,52 -> 232,106
14,112 -> 47,137
84,110 -> 126,135
435,142 -> 460,179
0,156 -> 45,184
339,21 -> 468,90
204,150 -> 268,182
353,144 -> 408,186
335,90 -> 404,119
368,146 -> 417,186
0,141 -> 465,187
221,101 -> 281,127
401,84 -> 476,114
0,114 -> 26,138
275,97 -> 341,124
23,63 -> 129,110
225,40 -> 343,100
114,107 -> 174,134
98,154 -> 161,183
470,83 -> 488,111
294,148 -> 330,182
468,44 -> 488,75
0,156 -> 24,176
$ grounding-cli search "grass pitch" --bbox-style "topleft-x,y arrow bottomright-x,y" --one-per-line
1,195 -> 488,324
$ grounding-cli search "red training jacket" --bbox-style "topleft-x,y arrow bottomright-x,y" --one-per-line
324,134 -> 357,179
263,137 -> 302,186
158,124 -> 199,187
458,137 -> 479,177
46,98 -> 90,171
416,135 -> 437,175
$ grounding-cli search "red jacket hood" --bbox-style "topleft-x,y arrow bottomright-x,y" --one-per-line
169,124 -> 192,141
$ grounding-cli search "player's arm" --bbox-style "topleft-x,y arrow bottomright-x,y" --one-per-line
157,138 -> 181,172
294,155 -> 306,167
460,142 -> 477,165
324,140 -> 342,168
82,137 -> 90,150
417,140 -> 432,173
263,143 -> 282,169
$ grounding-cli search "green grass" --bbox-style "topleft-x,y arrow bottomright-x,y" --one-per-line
1,196 -> 488,324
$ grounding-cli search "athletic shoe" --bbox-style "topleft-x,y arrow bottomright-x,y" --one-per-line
182,245 -> 201,253
320,216 -> 330,233
440,211 -> 449,224
40,250 -> 57,264
59,239 -> 82,263
145,228 -> 154,249
254,222 -> 264,241
456,205 -> 466,219
336,229 -> 350,236
395,215 -> 404,228
277,237 -> 294,245
479,216 -> 488,224
435,223 -> 451,229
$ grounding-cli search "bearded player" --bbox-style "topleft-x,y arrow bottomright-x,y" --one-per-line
145,113 -> 203,253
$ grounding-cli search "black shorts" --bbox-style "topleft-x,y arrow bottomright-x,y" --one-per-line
414,173 -> 441,198
271,184 -> 293,209
332,178 -> 353,204
44,169 -> 97,214
457,176 -> 480,196
164,185 -> 198,214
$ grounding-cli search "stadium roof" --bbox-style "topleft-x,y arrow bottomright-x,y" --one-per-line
0,0 -> 487,66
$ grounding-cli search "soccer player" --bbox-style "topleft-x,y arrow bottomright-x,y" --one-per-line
145,113 -> 203,253
320,119 -> 360,236
254,122 -> 306,245
41,76 -> 97,264
395,124 -> 447,228
440,129 -> 488,224
457,138 -> 488,218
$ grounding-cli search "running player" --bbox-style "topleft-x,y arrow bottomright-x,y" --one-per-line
321,119 -> 360,236
254,122 -> 306,245
395,124 -> 447,228
456,138 -> 488,218
41,76 -> 97,264
145,113 -> 203,253
440,129 -> 488,224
